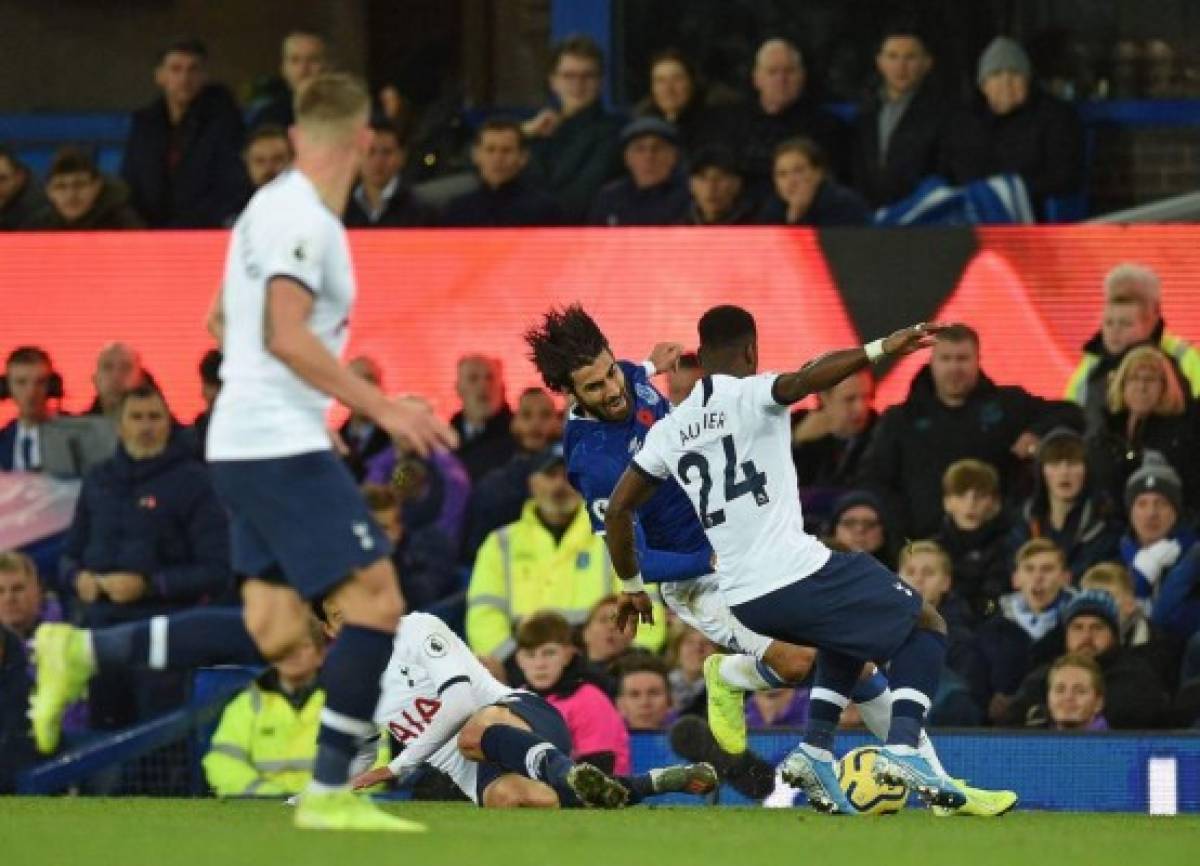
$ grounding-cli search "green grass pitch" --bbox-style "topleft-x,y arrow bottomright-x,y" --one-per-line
3,799 -> 1197,866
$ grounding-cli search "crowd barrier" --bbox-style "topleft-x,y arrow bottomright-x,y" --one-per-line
4,226 -> 1200,425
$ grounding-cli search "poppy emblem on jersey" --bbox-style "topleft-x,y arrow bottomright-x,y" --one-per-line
636,408 -> 656,428
138,495 -> 157,509
424,634 -> 448,658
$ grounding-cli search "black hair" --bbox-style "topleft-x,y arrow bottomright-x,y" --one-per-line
369,119 -> 405,147
878,17 -> 930,53
614,651 -> 670,691
7,346 -> 52,368
698,305 -> 757,354
476,117 -> 527,149
118,382 -> 166,411
47,146 -> 99,180
199,349 -> 223,386
159,37 -> 208,64
548,34 -> 604,76
677,351 -> 701,370
245,123 -> 291,149
524,305 -> 611,394
936,323 -> 980,348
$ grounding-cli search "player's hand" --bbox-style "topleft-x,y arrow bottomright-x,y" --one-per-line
351,766 -> 396,791
99,572 -> 148,604
615,591 -> 655,635
647,342 -> 684,375
75,570 -> 102,604
1011,430 -> 1040,460
881,322 -> 950,357
376,396 -> 459,458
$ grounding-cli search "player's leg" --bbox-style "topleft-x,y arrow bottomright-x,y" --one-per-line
457,702 -> 627,808
30,605 -> 264,755
778,647 -> 863,814
480,774 -> 561,809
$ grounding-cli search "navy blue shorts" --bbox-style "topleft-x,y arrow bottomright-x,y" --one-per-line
475,691 -> 573,805
209,450 -> 391,600
731,551 -> 922,664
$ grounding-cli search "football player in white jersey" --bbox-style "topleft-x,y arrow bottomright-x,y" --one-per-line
605,307 -> 993,815
30,73 -> 455,834
307,601 -> 717,808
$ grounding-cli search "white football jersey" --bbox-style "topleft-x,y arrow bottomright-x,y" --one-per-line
633,373 -> 830,605
208,169 -> 356,460
374,612 -> 514,803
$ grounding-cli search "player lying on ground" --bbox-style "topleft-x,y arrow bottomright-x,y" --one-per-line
605,308 -> 1012,814
311,600 -> 716,808
524,305 -> 1015,817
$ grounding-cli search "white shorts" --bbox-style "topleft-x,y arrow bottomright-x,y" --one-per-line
659,574 -> 774,660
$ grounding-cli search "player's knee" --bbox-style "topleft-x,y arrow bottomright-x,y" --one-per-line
241,584 -> 307,661
458,706 -> 522,760
330,558 -> 404,632
917,602 -> 947,636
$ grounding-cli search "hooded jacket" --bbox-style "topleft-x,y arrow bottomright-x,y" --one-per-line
60,431 -> 232,621
934,513 -> 1012,619
858,365 -> 1083,539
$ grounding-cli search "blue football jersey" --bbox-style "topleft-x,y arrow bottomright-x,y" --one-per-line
563,360 -> 710,564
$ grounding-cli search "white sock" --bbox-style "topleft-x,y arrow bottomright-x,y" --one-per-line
718,654 -> 773,691
763,770 -> 801,808
305,781 -> 349,794
855,688 -> 949,776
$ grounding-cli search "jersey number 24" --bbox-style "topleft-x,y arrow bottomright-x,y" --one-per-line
677,435 -> 769,528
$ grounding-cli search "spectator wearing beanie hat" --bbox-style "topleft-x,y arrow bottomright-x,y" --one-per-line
939,35 -> 1083,215
1008,426 -> 1122,581
683,146 -> 755,225
1002,588 -> 1170,728
826,490 -> 895,568
1118,452 -> 1197,609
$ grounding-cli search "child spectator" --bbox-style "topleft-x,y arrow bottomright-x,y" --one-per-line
615,653 -> 674,731
1043,653 -> 1108,731
665,626 -> 717,714
1000,539 -> 1076,642
203,619 -> 327,797
1080,562 -> 1182,687
514,611 -> 630,775
1009,427 -> 1122,581
935,459 -> 1012,618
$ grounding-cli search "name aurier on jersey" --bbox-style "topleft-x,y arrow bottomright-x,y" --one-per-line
679,411 -> 727,448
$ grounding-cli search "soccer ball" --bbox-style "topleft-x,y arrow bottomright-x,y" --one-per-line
837,746 -> 909,815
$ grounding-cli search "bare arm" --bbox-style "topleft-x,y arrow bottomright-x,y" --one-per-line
771,322 -> 948,406
604,466 -> 663,633
266,277 -> 458,456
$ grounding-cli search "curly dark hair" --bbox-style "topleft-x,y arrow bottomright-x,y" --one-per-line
524,304 -> 611,394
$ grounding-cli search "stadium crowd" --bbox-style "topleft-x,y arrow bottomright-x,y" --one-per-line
0,25 -> 1087,234
1,256 -> 1200,797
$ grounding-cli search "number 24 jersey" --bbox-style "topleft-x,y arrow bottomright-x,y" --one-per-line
632,373 -> 830,606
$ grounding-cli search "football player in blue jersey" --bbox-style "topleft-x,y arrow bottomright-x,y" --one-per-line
524,305 -> 1016,817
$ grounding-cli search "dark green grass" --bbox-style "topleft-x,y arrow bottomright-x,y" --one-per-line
3,799 -> 1197,866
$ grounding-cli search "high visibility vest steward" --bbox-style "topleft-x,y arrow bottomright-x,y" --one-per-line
1066,330 -> 1200,405
466,499 -> 666,659
203,676 -> 323,797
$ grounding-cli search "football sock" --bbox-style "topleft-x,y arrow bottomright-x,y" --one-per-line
805,649 -> 861,753
479,725 -> 577,795
620,773 -> 657,804
717,653 -> 776,691
313,624 -> 394,788
852,676 -> 947,775
91,608 -> 263,672
884,628 -> 946,748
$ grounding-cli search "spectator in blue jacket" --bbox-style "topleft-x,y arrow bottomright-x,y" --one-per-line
60,383 -> 232,624
1118,455 -> 1197,617
121,38 -> 246,227
756,137 -> 870,227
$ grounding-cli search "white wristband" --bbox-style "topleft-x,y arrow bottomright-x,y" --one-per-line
864,339 -> 886,363
621,574 -> 646,593
641,360 -> 658,377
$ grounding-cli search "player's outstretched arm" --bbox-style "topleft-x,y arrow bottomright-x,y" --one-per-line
265,277 -> 458,456
770,322 -> 948,405
604,466 -> 662,632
